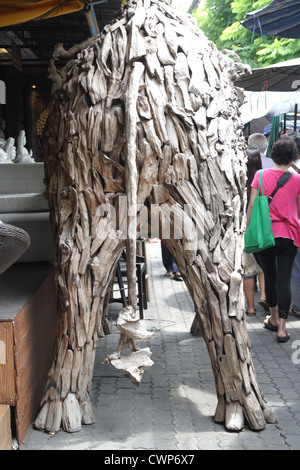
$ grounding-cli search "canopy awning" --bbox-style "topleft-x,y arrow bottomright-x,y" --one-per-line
240,90 -> 300,124
0,0 -> 84,28
236,58 -> 300,92
241,0 -> 300,40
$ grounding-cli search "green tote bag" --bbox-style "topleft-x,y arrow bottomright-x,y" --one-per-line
244,170 -> 275,254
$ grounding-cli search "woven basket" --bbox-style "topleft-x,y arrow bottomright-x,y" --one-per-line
0,222 -> 31,275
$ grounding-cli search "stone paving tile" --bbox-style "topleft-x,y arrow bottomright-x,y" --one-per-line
21,242 -> 300,451
283,434 -> 300,450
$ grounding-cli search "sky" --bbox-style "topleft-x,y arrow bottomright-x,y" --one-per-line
171,0 -> 194,12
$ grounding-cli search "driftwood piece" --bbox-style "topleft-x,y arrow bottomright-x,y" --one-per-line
62,394 -> 82,433
105,348 -> 154,385
125,61 -> 145,309
37,0 -> 272,435
104,305 -> 154,384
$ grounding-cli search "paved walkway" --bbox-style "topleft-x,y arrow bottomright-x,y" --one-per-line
21,242 -> 300,450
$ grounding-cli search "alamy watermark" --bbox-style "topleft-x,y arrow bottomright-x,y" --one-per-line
0,80 -> 6,104
291,340 -> 300,365
93,196 -> 203,252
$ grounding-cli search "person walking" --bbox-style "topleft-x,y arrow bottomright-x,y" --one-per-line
247,136 -> 300,342
284,132 -> 300,317
243,146 -> 267,316
248,133 -> 274,169
161,242 -> 183,281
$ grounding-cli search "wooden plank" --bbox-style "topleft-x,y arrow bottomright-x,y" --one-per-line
13,271 -> 57,445
0,264 -> 53,322
0,405 -> 12,451
0,322 -> 16,406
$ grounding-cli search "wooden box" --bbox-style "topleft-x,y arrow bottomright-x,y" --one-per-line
0,265 -> 57,446
0,405 -> 12,451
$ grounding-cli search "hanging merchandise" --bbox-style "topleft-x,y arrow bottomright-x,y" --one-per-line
266,114 -> 284,157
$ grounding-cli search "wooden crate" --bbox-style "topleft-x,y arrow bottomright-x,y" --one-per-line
0,405 -> 12,451
0,267 -> 57,446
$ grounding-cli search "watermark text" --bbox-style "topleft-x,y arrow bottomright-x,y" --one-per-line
292,340 -> 300,365
0,80 -> 6,104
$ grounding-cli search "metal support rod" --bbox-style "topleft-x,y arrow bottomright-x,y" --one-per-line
84,4 -> 100,37
86,0 -> 107,5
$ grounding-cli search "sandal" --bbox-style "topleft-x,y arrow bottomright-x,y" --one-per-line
246,311 -> 256,317
173,273 -> 183,281
164,271 -> 173,277
259,300 -> 270,312
277,333 -> 290,343
263,317 -> 278,332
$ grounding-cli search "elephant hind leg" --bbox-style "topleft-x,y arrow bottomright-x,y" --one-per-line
158,202 -> 276,431
35,231 -> 127,433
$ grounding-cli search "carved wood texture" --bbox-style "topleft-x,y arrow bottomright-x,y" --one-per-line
35,0 -> 276,433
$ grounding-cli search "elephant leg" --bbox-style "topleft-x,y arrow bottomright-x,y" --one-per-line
159,201 -> 276,431
35,228 -> 126,433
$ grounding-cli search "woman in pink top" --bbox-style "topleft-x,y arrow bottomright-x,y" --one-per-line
248,136 -> 300,343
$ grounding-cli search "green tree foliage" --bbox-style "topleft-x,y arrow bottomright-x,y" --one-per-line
193,0 -> 235,46
194,0 -> 300,67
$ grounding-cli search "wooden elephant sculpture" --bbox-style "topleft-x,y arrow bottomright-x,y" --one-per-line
35,0 -> 276,434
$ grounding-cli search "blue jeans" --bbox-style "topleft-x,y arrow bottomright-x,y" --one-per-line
291,250 -> 300,314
